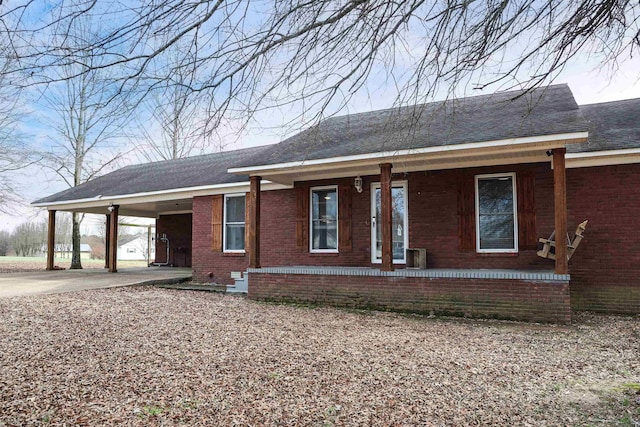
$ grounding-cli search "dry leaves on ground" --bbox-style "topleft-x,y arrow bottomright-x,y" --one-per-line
0,287 -> 638,426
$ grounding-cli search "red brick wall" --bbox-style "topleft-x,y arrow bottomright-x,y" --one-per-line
192,195 -> 249,283
156,213 -> 192,267
248,273 -> 571,324
191,163 -> 640,315
566,164 -> 640,314
407,164 -> 553,270
193,167 -> 554,284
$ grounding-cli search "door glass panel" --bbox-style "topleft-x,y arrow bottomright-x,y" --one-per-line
374,186 -> 406,261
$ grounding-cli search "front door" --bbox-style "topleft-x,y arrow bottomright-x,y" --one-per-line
371,181 -> 408,264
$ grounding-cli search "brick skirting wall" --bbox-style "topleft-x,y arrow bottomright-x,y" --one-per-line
247,268 -> 571,324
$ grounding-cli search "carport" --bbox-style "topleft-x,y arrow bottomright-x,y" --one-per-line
31,148 -> 281,274
39,198 -> 193,272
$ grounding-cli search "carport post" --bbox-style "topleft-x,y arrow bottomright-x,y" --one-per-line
108,205 -> 119,273
46,210 -> 56,271
104,214 -> 111,269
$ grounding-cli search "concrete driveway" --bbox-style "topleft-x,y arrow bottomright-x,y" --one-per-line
0,267 -> 191,298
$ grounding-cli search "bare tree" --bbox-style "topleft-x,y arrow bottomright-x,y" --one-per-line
0,230 -> 11,256
10,220 -> 46,257
54,212 -> 72,258
0,44 -> 35,213
3,1 -> 639,132
38,19 -> 131,269
134,44 -> 218,162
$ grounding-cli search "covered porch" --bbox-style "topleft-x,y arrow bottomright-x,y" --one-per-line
231,132 -> 587,323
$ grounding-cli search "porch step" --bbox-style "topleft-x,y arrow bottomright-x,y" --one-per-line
227,275 -> 248,294
157,283 -> 227,293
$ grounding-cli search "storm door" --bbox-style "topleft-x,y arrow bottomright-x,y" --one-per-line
370,181 -> 408,264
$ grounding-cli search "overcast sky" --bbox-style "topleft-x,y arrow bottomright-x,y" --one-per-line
1,52 -> 639,234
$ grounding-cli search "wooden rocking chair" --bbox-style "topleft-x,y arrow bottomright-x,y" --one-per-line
537,220 -> 588,261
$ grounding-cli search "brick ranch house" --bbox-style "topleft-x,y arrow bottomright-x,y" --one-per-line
34,85 -> 640,323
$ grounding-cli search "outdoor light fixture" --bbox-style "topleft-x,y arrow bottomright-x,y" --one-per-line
354,175 -> 363,193
107,203 -> 114,212
546,150 -> 553,157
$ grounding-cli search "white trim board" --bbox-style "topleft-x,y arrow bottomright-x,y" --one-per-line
566,148 -> 640,169
33,180 -> 292,211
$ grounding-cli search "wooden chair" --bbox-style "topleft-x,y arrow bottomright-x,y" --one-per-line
537,220 -> 588,261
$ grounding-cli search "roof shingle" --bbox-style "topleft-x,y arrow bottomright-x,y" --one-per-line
235,84 -> 587,168
35,85 -> 640,205
34,146 -> 268,204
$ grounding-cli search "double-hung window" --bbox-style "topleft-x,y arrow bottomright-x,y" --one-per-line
475,173 -> 518,252
310,186 -> 338,252
224,194 -> 245,252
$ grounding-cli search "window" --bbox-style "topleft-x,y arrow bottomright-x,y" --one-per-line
127,248 -> 136,253
310,186 -> 338,252
475,173 -> 518,252
224,194 -> 245,252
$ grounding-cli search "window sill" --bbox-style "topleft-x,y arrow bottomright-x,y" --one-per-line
476,252 -> 518,257
310,252 -> 340,257
223,252 -> 246,257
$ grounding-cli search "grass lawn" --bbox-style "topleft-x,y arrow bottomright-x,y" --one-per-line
0,287 -> 638,426
0,256 -> 148,272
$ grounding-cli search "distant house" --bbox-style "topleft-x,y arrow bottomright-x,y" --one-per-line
117,235 -> 153,261
43,244 -> 92,259
34,84 -> 640,323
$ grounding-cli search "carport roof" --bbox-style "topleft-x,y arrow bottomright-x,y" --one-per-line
34,146 -> 268,205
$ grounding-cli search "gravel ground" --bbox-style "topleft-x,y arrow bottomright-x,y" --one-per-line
0,287 -> 638,426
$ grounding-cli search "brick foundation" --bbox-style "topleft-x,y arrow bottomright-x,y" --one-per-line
248,269 -> 571,324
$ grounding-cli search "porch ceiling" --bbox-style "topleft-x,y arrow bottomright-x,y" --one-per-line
51,197 -> 194,218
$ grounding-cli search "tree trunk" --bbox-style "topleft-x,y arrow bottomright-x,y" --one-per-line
70,212 -> 83,269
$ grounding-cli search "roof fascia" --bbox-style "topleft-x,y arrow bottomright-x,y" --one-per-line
32,180 -> 292,211
566,148 -> 640,168
227,132 -> 589,175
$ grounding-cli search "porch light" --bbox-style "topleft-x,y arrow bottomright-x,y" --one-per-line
354,175 -> 363,193
107,203 -> 115,212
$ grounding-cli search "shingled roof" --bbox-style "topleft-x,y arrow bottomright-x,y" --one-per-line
34,146 -> 268,204
233,84 -> 587,168
34,85 -> 640,206
572,97 -> 640,153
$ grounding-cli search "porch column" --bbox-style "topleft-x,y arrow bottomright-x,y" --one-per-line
553,148 -> 568,274
46,210 -> 56,271
380,163 -> 393,272
248,176 -> 261,268
104,214 -> 111,268
108,205 -> 119,273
